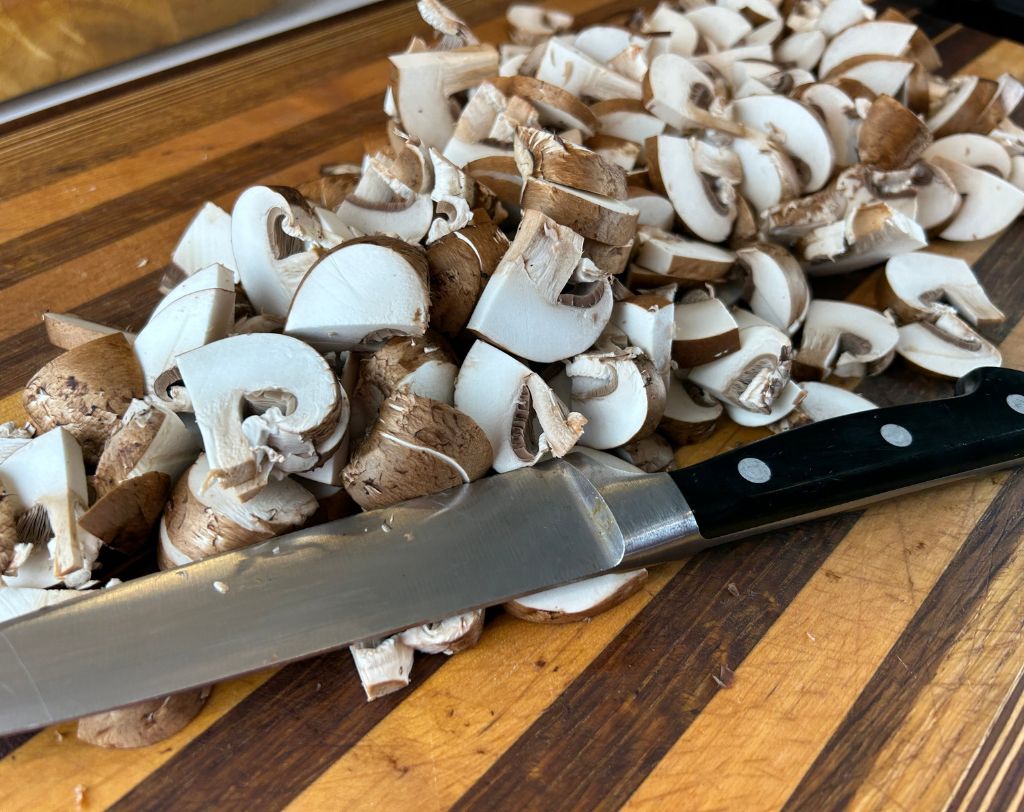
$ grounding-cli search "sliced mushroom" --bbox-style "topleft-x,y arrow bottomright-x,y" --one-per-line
731,135 -> 803,212
504,569 -> 648,623
285,237 -> 430,351
642,4 -> 699,56
826,55 -> 916,98
454,340 -> 585,473
794,83 -> 861,169
583,237 -> 634,276
612,432 -> 675,473
881,253 -> 1004,327
794,299 -> 899,380
627,188 -> 675,231
535,38 -> 642,102
78,471 -> 171,554
167,202 -> 237,291
858,95 -> 932,170
634,228 -> 736,285
416,0 -> 477,48
799,202 -> 927,274
660,376 -> 723,446
464,156 -> 524,219
896,315 -> 1002,379
923,134 -> 1013,179
584,134 -> 642,171
507,4 -> 573,46
685,6 -> 752,49
24,333 -> 144,464
735,243 -> 810,335
608,293 -> 675,377
725,379 -> 805,427
0,583 -> 83,624
818,20 -> 916,78
776,30 -> 827,72
43,313 -> 131,351
673,296 -> 741,368
913,160 -> 962,232
443,82 -> 516,167
514,126 -> 627,198
591,99 -> 667,156
489,76 -> 599,135
77,688 -> 212,750
337,159 -> 435,243
816,0 -> 875,37
350,636 -> 415,700
927,76 -> 999,139
398,609 -> 484,655
642,53 -> 726,133
0,423 -> 33,467
520,176 -> 639,245
177,333 -> 346,500
930,156 -> 1024,241
772,381 -> 876,431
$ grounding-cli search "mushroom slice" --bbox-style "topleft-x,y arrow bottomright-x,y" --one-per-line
583,238 -> 634,276
343,391 -> 492,511
0,584 -> 83,624
776,30 -> 827,72
927,76 -> 999,138
78,471 -> 171,554
826,56 -> 916,98
389,45 -> 499,148
858,95 -> 932,170
514,126 -> 628,198
731,136 -> 803,212
673,297 -> 741,368
685,6 -> 752,49
913,160 -> 962,232
923,134 -> 1013,179
42,312 -> 130,351
642,53 -> 722,132
896,315 -> 1002,379
1011,156 -> 1024,192
507,4 -> 573,46
816,0 -> 875,37
416,0 -> 477,48
520,177 -> 639,245
877,8 -> 940,71
399,609 -> 484,655
489,76 -> 599,135
77,689 -> 211,750
24,333 -> 144,464
454,340 -> 585,473
818,21 -> 916,78
660,377 -> 722,446
800,202 -> 927,275
167,202 -> 237,291
609,293 -> 675,377
350,636 -> 415,700
628,188 -> 675,231
465,156 -> 524,219
794,300 -> 898,380
584,134 -> 642,171
975,74 -> 1024,137
642,3 -> 699,56
930,156 -> 1024,242
635,228 -> 736,284
133,265 -> 236,409
794,83 -> 860,169
591,99 -> 667,152
772,381 -> 875,432
612,432 -> 675,473
731,95 -> 835,192
735,243 -> 810,335
285,237 -> 429,352
573,26 -> 641,64
535,38 -> 642,102
725,379 -> 805,428
881,253 -> 1004,327
505,569 -> 648,623
337,168 -> 434,243
646,135 -> 737,243
688,321 -> 792,413
159,454 -> 317,566
94,398 -> 202,497
177,333 -> 345,499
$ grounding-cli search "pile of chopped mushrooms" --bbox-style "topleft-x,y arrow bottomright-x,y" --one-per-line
1,0 -> 1023,747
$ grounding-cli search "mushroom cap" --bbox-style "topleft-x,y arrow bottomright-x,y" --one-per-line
520,176 -> 639,245
612,432 -> 675,473
634,228 -> 736,283
660,376 -> 722,447
858,95 -> 932,171
505,569 -> 648,623
725,379 -> 806,427
489,75 -> 599,135
773,381 -> 876,431
672,297 -> 741,369
78,471 -> 172,553
688,321 -> 792,413
77,688 -> 211,749
514,126 -> 628,198
399,609 -> 484,655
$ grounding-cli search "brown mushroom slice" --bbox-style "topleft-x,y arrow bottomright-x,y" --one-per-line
794,300 -> 899,380
642,3 -> 699,56
389,45 -> 499,149
285,238 -> 430,351
489,76 -> 599,135
685,6 -> 752,49
688,322 -> 792,413
660,377 -> 722,446
231,186 -> 323,319
535,38 -> 642,102
975,74 -> 1024,137
585,134 -> 642,171
800,202 -> 927,275
646,135 -> 737,243
923,134 -> 1012,178
24,333 -> 144,464
505,569 -> 648,623
794,83 -> 860,169
507,4 -> 573,46
776,30 -> 827,72
520,177 -> 639,245
725,380 -> 805,428
612,433 -> 675,473
881,253 -> 1004,327
43,312 -> 131,351
896,316 -> 1002,379
514,126 -> 628,198
167,202 -> 237,291
442,82 -> 516,167
930,156 -> 1024,241
731,136 -> 803,212
731,95 -> 835,192
913,160 -> 962,231
583,237 -> 634,276
628,188 -> 675,231
565,348 -> 666,449
77,688 -> 212,749
465,156 -> 524,219
159,454 -> 317,566
927,76 -> 999,138
94,399 -> 201,497
818,21 -> 916,77
772,381 -> 876,432
454,340 -> 585,473
635,228 -> 736,284
177,334 -> 345,500
609,294 -> 675,377
858,95 -> 932,170
673,297 -> 741,368
826,56 -> 916,98
78,471 -> 171,554
350,636 -> 415,700
416,0 -> 477,48
399,609 -> 484,655
735,243 -> 810,335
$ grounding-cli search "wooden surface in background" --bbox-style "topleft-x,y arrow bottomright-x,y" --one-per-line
0,1 -> 1022,809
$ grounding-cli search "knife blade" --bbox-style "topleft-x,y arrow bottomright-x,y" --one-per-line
2,366 -> 1024,736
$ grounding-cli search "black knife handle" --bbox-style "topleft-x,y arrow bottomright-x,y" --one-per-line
670,367 -> 1024,540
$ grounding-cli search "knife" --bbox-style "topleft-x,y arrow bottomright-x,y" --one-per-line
2,366 -> 1024,736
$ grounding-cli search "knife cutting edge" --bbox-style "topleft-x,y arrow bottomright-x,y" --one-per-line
2,365 -> 1024,736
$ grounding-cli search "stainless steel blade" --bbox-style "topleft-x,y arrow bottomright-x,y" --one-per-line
0,460 -> 626,735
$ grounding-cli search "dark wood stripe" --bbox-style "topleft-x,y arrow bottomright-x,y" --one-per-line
935,25 -> 1000,75
451,512 -> 862,812
0,732 -> 34,760
962,672 -> 1024,812
782,468 -> 1024,812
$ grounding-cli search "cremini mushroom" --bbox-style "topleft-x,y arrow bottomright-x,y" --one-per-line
504,569 -> 648,623
672,296 -> 741,368
798,202 -> 927,274
608,292 -> 675,378
735,243 -> 810,335
923,134 -> 1013,179
166,202 -> 237,292
350,636 -> 415,700
858,95 -> 932,171
794,299 -> 899,380
818,20 -> 916,78
78,471 -> 171,554
612,432 -> 675,473
0,582 -> 83,623
793,83 -> 861,170
642,3 -> 698,56
514,126 -> 628,198
725,379 -> 806,427
927,76 -> 999,139
631,228 -> 736,286
772,381 -> 876,432
77,689 -> 212,749
399,609 -> 485,655
929,156 -> 1024,241
896,314 -> 1002,379
535,37 -> 642,102
506,4 -> 573,46
519,176 -> 639,245
42,313 -> 131,351
880,253 -> 1004,327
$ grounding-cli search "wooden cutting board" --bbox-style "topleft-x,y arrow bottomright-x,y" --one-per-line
0,1 -> 1022,809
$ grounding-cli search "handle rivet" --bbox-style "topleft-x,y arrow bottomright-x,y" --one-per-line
1008,394 -> 1024,415
881,423 -> 913,447
738,457 -> 771,484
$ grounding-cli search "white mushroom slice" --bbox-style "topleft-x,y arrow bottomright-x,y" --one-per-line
627,188 -> 674,230
0,423 -> 33,467
772,381 -> 876,432
585,134 -> 640,171
94,399 -> 202,496
685,6 -> 752,49
176,333 -> 345,499
896,316 -> 1002,379
133,266 -> 236,409
565,347 -> 666,449
914,161 -> 962,232
1011,156 -> 1024,192
794,300 -> 899,380
399,609 -> 484,655
700,44 -> 774,72
818,21 -> 916,78
673,297 -> 741,368
642,4 -> 699,56
776,31 -> 827,72
0,428 -> 88,583
337,168 -> 434,243
930,157 -> 1024,242
455,341 -> 585,473
646,135 -> 736,242
591,99 -> 666,151
660,376 -> 722,446
794,83 -> 860,169
730,95 -> 834,192
688,322 -> 792,413
635,228 -> 735,284
725,380 -> 806,427
468,210 -> 613,362
350,636 -> 415,700
573,26 -> 640,64
731,136 -> 802,212
520,176 -> 639,245
881,253 -> 1004,327
416,0 -> 477,48
427,150 -> 487,243
642,54 -> 721,132
612,433 -> 675,473
168,202 -> 237,290
736,243 -> 810,335
489,76 -> 599,135
800,202 -> 927,275
514,126 -> 628,198
923,134 -> 1012,179
0,584 -> 83,624
389,45 -> 499,148
42,312 -> 131,351
535,38 -> 642,101
927,76 -> 998,138
827,56 -> 915,98
284,237 -> 430,352
505,569 -> 648,623
507,4 -> 573,46
816,0 -> 875,37
609,294 -> 675,376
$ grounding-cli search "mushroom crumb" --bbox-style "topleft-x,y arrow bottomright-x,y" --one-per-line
727,583 -> 741,598
74,784 -> 87,809
712,665 -> 737,689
